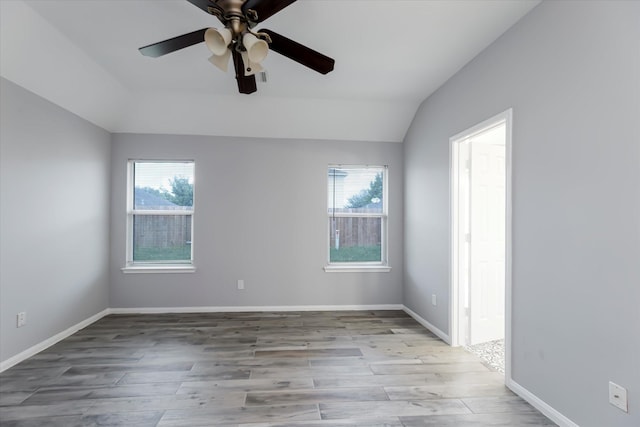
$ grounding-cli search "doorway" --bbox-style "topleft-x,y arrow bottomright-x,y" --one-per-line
450,109 -> 512,378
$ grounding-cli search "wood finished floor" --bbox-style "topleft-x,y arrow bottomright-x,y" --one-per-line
0,311 -> 556,426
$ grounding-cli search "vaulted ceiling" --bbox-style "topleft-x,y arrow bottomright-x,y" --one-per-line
0,0 -> 540,142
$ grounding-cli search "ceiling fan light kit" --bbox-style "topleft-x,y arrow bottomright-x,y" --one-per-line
204,27 -> 232,56
139,0 -> 335,94
208,51 -> 231,72
240,51 -> 264,76
243,33 -> 268,63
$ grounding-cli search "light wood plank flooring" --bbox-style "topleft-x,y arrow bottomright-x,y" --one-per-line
0,311 -> 556,426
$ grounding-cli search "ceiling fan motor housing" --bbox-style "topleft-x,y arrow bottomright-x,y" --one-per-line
210,0 -> 254,34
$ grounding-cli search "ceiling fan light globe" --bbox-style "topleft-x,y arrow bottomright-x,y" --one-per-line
243,32 -> 269,63
208,50 -> 231,72
205,27 -> 232,56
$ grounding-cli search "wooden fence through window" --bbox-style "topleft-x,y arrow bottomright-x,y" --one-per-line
134,215 -> 192,248
329,217 -> 381,248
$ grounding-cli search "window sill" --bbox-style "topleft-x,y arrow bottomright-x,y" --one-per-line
121,265 -> 196,274
324,265 -> 392,273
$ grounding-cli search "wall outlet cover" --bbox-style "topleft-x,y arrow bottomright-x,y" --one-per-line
16,312 -> 26,328
609,381 -> 628,413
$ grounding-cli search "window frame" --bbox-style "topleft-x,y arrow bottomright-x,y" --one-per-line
122,160 -> 196,274
324,164 -> 391,273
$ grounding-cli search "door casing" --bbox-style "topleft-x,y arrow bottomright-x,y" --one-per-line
449,108 -> 513,381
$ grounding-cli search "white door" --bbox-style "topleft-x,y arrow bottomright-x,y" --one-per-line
468,125 -> 506,345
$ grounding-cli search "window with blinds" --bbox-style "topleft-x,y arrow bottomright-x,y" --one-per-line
126,160 -> 195,267
327,165 -> 388,266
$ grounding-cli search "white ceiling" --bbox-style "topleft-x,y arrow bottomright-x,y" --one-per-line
0,0 -> 540,142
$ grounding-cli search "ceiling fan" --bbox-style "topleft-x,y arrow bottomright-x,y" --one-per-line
139,0 -> 335,94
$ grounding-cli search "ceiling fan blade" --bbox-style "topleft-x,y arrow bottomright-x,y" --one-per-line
232,50 -> 257,94
260,29 -> 334,74
185,0 -> 215,15
242,0 -> 297,23
139,28 -> 208,58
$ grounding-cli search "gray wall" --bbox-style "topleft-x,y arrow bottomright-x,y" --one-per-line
0,78 -> 111,362
403,2 -> 639,426
110,134 -> 403,308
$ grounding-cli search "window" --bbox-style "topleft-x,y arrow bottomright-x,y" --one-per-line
325,165 -> 390,272
123,161 -> 195,273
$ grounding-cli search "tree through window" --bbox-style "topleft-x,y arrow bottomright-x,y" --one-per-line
126,161 -> 195,266
327,166 -> 388,266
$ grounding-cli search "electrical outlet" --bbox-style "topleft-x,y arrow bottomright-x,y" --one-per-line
16,312 -> 26,328
609,381 -> 628,412
237,279 -> 245,290
431,294 -> 437,306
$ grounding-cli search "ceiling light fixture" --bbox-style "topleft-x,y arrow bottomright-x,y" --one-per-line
139,0 -> 335,95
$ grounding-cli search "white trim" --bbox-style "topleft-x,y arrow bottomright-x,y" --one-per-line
0,309 -> 110,373
1,303 -> 576,427
125,159 -> 195,267
0,304 -> 400,371
449,108 -> 513,383
125,160 -> 134,265
382,164 -> 389,265
121,265 -> 196,274
327,212 -> 386,219
403,302 -> 577,426
109,304 -> 403,314
507,379 -> 580,427
327,164 -> 389,268
324,265 -> 392,273
504,109 -> 513,382
129,210 -> 194,216
450,137 -> 463,347
449,110 -> 510,143
402,305 -> 451,344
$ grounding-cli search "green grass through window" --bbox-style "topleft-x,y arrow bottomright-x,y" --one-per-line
330,245 -> 381,262
134,245 -> 191,262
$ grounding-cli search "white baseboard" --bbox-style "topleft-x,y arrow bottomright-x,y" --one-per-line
401,306 -> 577,426
0,308 -> 110,373
109,304 -> 403,314
402,305 -> 451,344
2,305 -> 401,371
1,303 -> 576,427
507,378 -> 579,427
